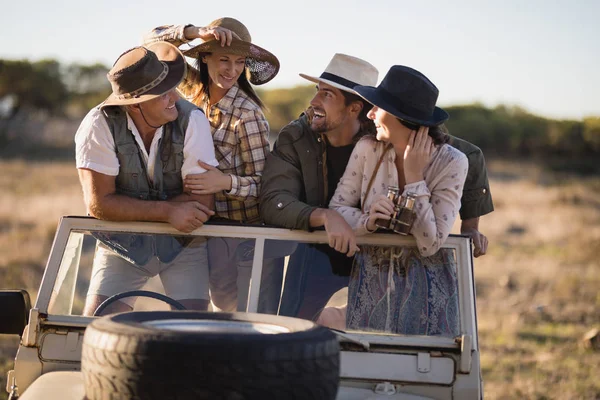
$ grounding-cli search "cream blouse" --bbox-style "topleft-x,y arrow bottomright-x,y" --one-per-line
329,137 -> 468,257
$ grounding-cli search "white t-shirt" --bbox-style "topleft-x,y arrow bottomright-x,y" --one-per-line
75,107 -> 218,182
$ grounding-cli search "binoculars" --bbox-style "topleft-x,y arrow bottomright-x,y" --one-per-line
375,186 -> 417,235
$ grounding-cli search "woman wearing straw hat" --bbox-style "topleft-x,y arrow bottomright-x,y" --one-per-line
144,18 -> 280,312
320,66 -> 468,336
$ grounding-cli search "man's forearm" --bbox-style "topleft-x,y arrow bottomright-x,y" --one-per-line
461,217 -> 479,233
170,192 -> 214,210
309,208 -> 330,228
88,193 -> 173,223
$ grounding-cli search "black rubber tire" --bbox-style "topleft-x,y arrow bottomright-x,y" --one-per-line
81,311 -> 340,400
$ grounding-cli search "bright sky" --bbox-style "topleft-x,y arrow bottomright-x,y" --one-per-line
2,0 -> 599,120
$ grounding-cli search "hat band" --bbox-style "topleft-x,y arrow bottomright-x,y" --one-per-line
320,72 -> 359,90
379,87 -> 433,121
115,63 -> 169,100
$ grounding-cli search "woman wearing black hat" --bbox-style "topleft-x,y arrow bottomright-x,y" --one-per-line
320,66 -> 468,336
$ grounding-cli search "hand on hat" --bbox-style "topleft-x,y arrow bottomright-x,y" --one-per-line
404,126 -> 435,185
184,161 -> 232,194
185,25 -> 240,47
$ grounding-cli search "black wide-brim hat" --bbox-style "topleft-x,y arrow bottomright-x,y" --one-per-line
354,65 -> 449,127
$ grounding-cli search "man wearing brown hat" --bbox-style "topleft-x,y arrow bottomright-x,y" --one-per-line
75,42 -> 218,315
260,54 -> 494,320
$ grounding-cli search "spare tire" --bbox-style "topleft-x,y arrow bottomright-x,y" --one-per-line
81,311 -> 340,400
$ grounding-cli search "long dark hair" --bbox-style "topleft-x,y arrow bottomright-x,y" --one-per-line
398,119 -> 449,145
340,90 -> 376,139
186,54 -> 265,109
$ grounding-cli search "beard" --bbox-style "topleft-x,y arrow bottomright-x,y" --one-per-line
310,108 -> 345,134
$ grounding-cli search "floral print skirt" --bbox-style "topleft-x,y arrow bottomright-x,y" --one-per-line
346,246 -> 459,337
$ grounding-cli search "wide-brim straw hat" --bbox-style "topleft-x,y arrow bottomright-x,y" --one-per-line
354,65 -> 449,127
101,41 -> 186,108
299,53 -> 378,95
182,17 -> 279,86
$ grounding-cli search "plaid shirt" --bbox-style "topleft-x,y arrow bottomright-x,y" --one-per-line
145,25 -> 270,223
199,84 -> 269,223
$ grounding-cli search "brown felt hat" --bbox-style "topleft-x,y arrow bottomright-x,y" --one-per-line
182,17 -> 279,85
101,42 -> 186,108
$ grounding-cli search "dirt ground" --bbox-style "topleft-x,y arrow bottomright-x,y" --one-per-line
0,158 -> 599,399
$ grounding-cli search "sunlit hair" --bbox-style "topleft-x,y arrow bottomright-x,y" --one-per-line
183,53 -> 265,109
340,90 -> 376,138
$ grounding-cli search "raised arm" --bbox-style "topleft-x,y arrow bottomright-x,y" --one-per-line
143,24 -> 238,48
406,146 -> 468,257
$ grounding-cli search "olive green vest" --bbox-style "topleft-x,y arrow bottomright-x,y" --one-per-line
103,99 -> 198,200
98,99 -> 201,265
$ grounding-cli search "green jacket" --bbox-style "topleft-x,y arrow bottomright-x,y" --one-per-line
260,115 -> 328,230
260,115 -> 493,230
448,135 -> 494,220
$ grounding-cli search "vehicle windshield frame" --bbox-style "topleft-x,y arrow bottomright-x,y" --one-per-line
36,216 -> 477,351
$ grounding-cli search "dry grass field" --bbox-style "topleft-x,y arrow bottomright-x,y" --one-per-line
0,158 -> 599,399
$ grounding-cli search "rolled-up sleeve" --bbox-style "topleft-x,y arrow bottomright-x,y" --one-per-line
226,109 -> 270,201
142,24 -> 191,47
460,147 -> 494,219
74,108 -> 119,176
182,109 -> 218,178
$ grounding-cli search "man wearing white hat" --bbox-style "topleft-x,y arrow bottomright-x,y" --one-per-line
75,42 -> 218,315
260,54 -> 379,319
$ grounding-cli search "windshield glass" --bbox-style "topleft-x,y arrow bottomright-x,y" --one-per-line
48,225 -> 461,338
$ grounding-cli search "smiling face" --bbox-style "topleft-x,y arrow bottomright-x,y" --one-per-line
203,52 -> 247,93
138,89 -> 179,126
367,106 -> 412,145
309,82 -> 355,135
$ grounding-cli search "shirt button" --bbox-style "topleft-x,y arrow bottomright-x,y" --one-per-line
317,138 -> 322,142
277,202 -> 283,208
482,188 -> 487,194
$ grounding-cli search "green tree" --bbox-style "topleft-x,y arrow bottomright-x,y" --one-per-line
258,84 -> 315,133
0,59 -> 68,115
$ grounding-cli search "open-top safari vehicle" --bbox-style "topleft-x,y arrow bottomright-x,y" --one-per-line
1,216 -> 482,399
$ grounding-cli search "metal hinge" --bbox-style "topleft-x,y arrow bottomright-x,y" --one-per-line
22,308 -> 40,347
417,352 -> 431,373
7,370 -> 19,400
374,382 -> 396,395
457,334 -> 473,373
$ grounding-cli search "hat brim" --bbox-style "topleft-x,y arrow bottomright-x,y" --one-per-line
101,43 -> 187,109
183,38 -> 279,85
354,85 -> 449,127
298,73 -> 360,95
